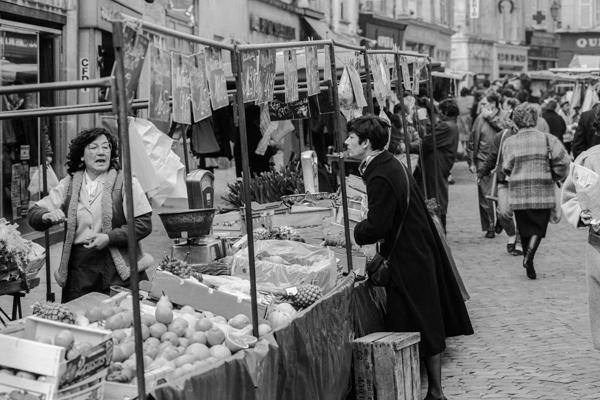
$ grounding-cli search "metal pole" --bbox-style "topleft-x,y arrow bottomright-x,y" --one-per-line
238,39 -> 333,51
394,53 -> 412,172
363,50 -> 374,115
426,62 -> 440,206
112,20 -> 146,400
0,78 -> 113,95
40,129 -> 54,302
233,46 -> 260,338
329,43 -> 354,274
181,125 -> 191,174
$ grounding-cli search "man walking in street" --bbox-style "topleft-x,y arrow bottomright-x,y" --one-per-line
468,93 -> 504,238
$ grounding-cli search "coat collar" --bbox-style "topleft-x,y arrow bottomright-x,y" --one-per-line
361,150 -> 394,180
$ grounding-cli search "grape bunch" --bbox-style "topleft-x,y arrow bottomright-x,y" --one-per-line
159,256 -> 203,281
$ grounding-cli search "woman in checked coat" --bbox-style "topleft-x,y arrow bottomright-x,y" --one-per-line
502,103 -> 571,280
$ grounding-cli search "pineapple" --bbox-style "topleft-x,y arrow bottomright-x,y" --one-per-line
32,302 -> 75,324
283,284 -> 322,309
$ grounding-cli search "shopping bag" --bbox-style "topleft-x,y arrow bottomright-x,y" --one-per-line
550,183 -> 562,224
486,171 -> 499,202
27,164 -> 59,196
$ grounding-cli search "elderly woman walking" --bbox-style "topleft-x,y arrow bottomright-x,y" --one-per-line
502,103 -> 571,279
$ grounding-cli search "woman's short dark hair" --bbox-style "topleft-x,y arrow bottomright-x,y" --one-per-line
460,87 -> 470,97
66,127 -> 120,175
438,99 -> 459,117
486,93 -> 501,108
347,115 -> 390,151
505,97 -> 520,109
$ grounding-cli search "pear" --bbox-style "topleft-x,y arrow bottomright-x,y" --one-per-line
155,303 -> 174,325
157,294 -> 173,310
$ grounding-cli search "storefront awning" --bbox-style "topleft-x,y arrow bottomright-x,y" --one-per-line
569,54 -> 600,68
302,17 -> 364,47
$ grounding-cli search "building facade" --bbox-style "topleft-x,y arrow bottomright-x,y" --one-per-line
357,0 -> 454,63
557,0 -> 600,67
452,0 -> 530,80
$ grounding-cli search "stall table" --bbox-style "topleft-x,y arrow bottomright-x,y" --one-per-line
0,277 -> 41,323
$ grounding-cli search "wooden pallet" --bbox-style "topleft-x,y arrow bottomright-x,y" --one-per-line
353,332 -> 421,400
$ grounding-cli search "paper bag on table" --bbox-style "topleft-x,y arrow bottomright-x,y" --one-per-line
573,164 -> 600,223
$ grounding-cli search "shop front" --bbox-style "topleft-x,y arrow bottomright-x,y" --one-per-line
558,31 -> 600,68
493,43 -> 528,79
398,17 -> 453,64
0,0 -> 65,234
526,30 -> 559,71
357,12 -> 406,49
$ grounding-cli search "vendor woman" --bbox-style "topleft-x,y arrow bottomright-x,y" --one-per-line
28,127 -> 153,303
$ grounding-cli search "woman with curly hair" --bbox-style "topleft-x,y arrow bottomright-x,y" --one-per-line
28,127 -> 153,302
502,103 -> 570,279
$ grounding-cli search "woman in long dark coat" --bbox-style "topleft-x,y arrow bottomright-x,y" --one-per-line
412,99 -> 460,230
347,115 -> 473,400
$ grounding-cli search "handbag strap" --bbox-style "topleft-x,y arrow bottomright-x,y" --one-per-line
384,162 -> 411,262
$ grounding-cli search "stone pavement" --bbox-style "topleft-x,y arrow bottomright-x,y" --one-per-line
441,162 -> 600,399
5,161 -> 600,399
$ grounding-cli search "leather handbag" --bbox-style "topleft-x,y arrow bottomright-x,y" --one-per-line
366,162 -> 411,286
486,129 -> 509,202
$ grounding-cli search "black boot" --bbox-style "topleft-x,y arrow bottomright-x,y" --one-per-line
523,235 -> 541,280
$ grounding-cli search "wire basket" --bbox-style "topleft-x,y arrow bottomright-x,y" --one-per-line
159,208 -> 217,239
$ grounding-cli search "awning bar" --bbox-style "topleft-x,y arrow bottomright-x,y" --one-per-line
0,78 -> 114,95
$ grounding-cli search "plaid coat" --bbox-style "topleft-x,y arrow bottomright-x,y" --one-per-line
502,128 -> 571,210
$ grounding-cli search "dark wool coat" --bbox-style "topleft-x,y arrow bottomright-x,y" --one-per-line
412,115 -> 459,216
542,109 -> 566,143
354,151 -> 473,357
573,105 -> 600,159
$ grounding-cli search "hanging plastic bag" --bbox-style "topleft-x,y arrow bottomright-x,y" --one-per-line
27,164 -> 59,196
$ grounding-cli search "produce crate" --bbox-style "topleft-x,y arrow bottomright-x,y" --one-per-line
352,332 -> 421,400
149,270 -> 268,320
0,317 -> 112,400
104,366 -> 172,400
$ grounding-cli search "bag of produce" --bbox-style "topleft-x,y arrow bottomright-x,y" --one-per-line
231,240 -> 337,293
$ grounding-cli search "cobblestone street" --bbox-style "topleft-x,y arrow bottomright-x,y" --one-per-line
4,162 -> 600,399
442,162 -> 600,399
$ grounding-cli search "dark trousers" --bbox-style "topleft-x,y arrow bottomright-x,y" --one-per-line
477,174 -> 495,232
62,245 -> 147,303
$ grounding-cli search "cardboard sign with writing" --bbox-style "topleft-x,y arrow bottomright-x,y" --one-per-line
121,25 -> 149,103
189,52 -> 212,122
305,45 -> 320,96
242,50 -> 259,103
269,95 -> 310,121
284,49 -> 299,103
258,49 -> 276,104
206,47 -> 229,110
59,338 -> 113,390
149,46 -> 172,122
323,47 -> 332,82
171,53 -> 192,124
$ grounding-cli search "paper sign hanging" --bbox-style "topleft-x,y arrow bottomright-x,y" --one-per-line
206,47 -> 229,110
189,52 -> 212,122
380,58 -> 391,97
258,49 -> 275,104
305,45 -> 320,96
413,59 -> 424,91
119,25 -> 149,103
171,53 -> 192,124
400,56 -> 412,92
347,63 -> 367,108
323,47 -> 332,82
269,96 -> 310,121
148,46 -> 172,122
241,50 -> 259,103
284,49 -> 299,102
368,54 -> 385,105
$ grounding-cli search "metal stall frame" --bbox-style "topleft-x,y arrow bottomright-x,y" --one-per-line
236,39 -> 355,304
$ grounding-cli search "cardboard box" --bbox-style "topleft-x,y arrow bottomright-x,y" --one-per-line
149,270 -> 268,320
0,317 -> 111,400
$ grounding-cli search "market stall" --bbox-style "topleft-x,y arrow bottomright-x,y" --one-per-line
0,12 -> 437,400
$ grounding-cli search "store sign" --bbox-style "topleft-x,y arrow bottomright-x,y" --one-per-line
497,52 -> 527,63
80,58 -> 89,93
377,35 -> 394,49
528,46 -> 558,59
576,37 -> 600,48
250,15 -> 296,40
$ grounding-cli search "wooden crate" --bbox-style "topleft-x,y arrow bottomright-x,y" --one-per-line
353,332 -> 421,400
